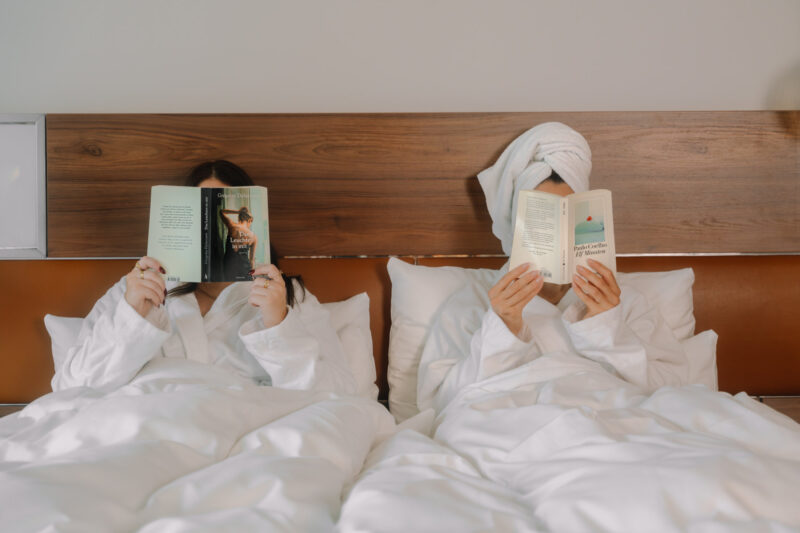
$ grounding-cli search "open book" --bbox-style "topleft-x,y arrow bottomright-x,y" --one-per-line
147,186 -> 270,282
509,189 -> 616,284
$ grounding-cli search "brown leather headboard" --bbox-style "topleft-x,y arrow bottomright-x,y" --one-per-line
2,255 -> 798,403
0,112 -> 797,403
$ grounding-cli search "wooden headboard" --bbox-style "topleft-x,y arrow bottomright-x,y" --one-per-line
1,112 -> 798,403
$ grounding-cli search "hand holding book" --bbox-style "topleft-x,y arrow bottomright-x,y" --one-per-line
573,258 -> 621,319
489,264 -> 544,337
124,256 -> 167,318
248,264 -> 288,328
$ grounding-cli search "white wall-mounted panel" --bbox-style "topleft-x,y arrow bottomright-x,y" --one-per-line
0,115 -> 46,258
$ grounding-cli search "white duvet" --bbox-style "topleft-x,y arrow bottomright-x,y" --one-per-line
5,359 -> 800,533
0,359 -> 394,533
341,354 -> 800,532
5,315 -> 800,532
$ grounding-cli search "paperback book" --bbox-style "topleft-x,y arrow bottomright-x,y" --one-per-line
147,185 -> 269,282
509,188 -> 616,284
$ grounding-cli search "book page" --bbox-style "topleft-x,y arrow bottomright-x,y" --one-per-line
509,190 -> 564,283
568,189 -> 616,279
208,186 -> 270,281
147,186 -> 202,282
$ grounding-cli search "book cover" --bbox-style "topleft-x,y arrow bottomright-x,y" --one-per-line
509,189 -> 616,284
147,186 -> 270,282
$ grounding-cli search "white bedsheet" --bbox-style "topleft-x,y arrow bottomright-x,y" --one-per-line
341,353 -> 800,533
0,358 -> 395,533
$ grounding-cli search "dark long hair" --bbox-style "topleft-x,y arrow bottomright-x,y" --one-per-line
166,160 -> 305,306
237,206 -> 253,223
542,170 -> 566,185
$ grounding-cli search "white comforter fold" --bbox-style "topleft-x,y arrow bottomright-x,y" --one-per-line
342,353 -> 800,533
0,359 -> 395,533
339,428 -> 544,532
6,351 -> 799,532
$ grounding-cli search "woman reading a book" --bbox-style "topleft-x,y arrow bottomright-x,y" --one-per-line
219,205 -> 257,279
423,122 -> 695,412
51,160 -> 358,397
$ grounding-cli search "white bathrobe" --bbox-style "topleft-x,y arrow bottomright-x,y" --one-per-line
51,278 -> 358,395
431,287 -> 691,413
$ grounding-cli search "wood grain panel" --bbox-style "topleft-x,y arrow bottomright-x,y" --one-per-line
0,405 -> 26,417
46,112 -> 799,257
761,397 -> 800,424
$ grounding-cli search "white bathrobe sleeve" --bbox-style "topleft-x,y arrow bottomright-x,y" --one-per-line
434,308 -> 537,410
51,278 -> 172,393
563,286 -> 691,393
238,299 -> 358,395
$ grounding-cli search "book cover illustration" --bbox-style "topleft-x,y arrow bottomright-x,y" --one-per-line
569,191 -> 615,279
147,186 -> 269,283
573,197 -> 606,245
208,187 -> 269,282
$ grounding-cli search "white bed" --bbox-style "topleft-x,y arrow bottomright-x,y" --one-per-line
1,358 -> 394,532
3,265 -> 800,533
2,111 -> 799,532
337,259 -> 800,533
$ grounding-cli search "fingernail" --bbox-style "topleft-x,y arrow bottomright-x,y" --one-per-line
164,289 -> 167,296
248,269 -> 255,274
159,267 -> 166,274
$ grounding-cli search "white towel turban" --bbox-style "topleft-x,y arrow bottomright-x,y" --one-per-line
477,122 -> 592,254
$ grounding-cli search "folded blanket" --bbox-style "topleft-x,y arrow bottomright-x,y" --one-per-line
477,122 -> 592,254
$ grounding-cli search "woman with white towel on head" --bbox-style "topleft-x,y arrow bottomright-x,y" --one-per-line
424,122 -> 696,413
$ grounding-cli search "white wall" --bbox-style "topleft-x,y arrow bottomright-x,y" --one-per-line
1,0 -> 798,113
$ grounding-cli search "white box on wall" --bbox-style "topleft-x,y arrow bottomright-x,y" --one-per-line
0,114 -> 46,258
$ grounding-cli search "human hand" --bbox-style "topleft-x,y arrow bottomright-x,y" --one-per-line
249,264 -> 288,329
572,258 -> 621,319
489,263 -> 544,337
125,257 -> 167,318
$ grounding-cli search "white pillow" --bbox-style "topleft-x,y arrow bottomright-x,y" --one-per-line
43,314 -> 83,372
616,269 -> 696,341
386,258 -> 502,421
388,260 -> 707,420
681,329 -> 718,391
322,292 -> 379,400
44,292 -> 378,400
416,282 -> 494,411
